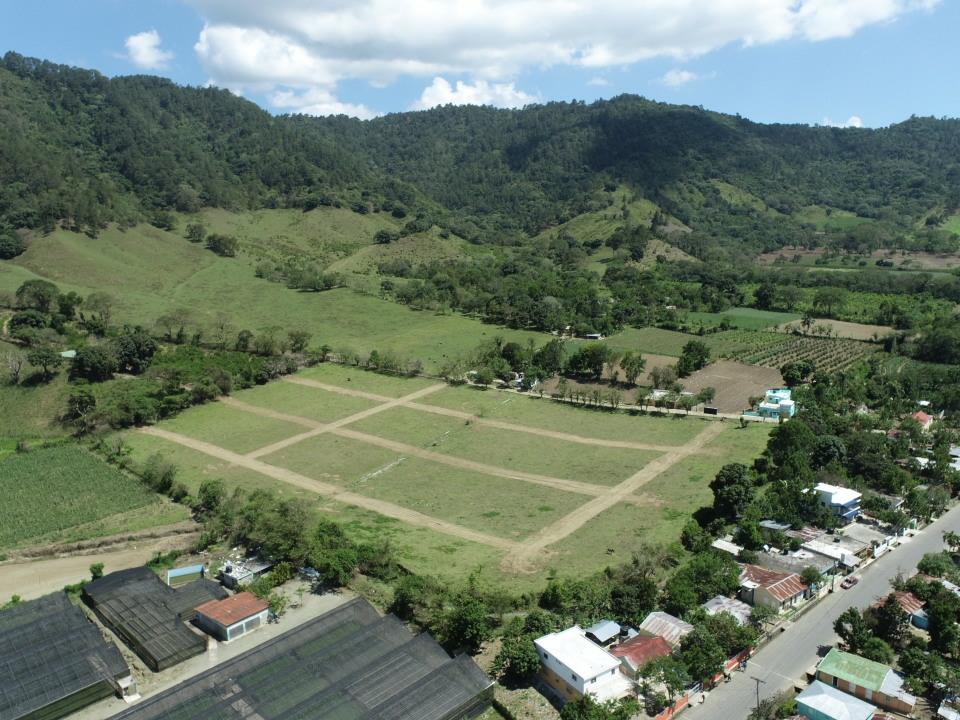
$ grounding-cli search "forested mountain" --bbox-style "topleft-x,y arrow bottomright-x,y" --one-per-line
2,50 -> 960,253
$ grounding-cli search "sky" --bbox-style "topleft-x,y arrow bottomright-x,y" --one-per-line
1,0 -> 958,127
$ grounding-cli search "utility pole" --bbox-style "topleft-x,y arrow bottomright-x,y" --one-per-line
750,676 -> 766,717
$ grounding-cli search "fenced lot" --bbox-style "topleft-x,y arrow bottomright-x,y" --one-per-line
123,363 -> 771,589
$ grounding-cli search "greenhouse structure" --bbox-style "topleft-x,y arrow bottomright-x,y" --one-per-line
110,597 -> 493,720
0,592 -> 131,720
83,566 -> 226,671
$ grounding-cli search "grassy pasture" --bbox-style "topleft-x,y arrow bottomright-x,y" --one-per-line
119,366 -> 773,589
417,385 -> 706,445
348,406 -> 664,486
161,402 -> 306,454
1,218 -> 549,372
297,363 -> 439,397
238,380 -> 379,423
0,445 -> 167,549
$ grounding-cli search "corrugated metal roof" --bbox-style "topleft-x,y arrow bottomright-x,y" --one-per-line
196,592 -> 269,627
818,648 -> 889,692
740,564 -> 807,602
639,612 -> 693,648
797,680 -> 875,720
611,635 -> 672,670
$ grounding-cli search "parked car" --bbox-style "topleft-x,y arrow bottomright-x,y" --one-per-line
840,576 -> 859,589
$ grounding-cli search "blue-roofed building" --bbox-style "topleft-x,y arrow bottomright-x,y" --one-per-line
758,387 -> 796,419
797,680 -> 875,720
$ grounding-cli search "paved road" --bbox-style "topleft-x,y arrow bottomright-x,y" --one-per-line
683,504 -> 960,719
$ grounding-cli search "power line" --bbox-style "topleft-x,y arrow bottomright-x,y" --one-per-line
750,675 -> 767,717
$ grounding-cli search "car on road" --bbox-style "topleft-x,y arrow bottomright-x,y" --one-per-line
840,576 -> 859,589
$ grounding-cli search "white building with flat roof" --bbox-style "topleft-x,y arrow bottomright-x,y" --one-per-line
814,482 -> 862,524
534,626 -> 632,703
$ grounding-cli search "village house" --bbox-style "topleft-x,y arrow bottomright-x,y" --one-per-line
811,483 -> 862,524
871,591 -> 928,630
638,611 -> 694,649
796,679 -> 876,720
912,410 -> 934,432
739,564 -> 807,613
534,626 -> 632,703
610,634 -> 673,680
701,595 -> 753,626
584,620 -> 624,648
758,387 -> 796,419
815,648 -> 916,716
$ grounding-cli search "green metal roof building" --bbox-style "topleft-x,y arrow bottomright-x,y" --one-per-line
815,648 -> 916,715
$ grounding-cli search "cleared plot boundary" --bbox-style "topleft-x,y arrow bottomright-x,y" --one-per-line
143,376 -> 741,573
284,376 -> 687,452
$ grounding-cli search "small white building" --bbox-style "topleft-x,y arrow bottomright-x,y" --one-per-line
534,626 -> 632,703
194,592 -> 270,642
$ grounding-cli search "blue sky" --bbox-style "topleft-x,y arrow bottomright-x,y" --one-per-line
1,0 -> 956,126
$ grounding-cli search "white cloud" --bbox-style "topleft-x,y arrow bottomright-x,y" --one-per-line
412,77 -> 537,110
125,30 -> 174,70
822,114 -> 864,128
270,87 -> 378,119
661,68 -> 698,86
587,76 -> 610,86
187,0 -> 938,116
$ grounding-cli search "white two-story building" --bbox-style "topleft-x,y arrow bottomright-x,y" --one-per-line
534,626 -> 632,703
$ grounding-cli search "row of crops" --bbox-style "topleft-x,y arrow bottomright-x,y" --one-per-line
728,335 -> 879,372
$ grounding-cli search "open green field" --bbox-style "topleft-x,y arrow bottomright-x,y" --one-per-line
603,327 -> 694,356
416,385 -> 706,445
945,213 -> 960,235
121,365 -> 773,589
0,444 -> 182,549
0,215 -> 549,372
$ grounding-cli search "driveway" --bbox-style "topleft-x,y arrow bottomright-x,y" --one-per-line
682,505 -> 960,719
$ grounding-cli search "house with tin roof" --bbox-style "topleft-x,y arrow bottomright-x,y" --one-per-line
194,592 -> 270,642
638,611 -> 694,648
815,648 -> 916,716
534,626 -> 632,703
796,679 -> 876,720
610,635 -> 673,680
701,595 -> 753,626
870,591 -> 927,630
739,564 -> 807,613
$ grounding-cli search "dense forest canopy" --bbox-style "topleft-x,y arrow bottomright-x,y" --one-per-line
2,51 -> 960,248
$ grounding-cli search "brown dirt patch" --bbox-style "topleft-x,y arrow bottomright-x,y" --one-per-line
757,246 -> 960,271
539,353 -> 677,399
777,319 -> 893,341
681,360 -> 783,413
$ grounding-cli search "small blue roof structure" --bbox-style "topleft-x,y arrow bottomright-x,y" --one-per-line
797,680 -> 875,720
584,619 -> 621,645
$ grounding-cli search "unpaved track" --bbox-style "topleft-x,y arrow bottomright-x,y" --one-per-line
242,382 -> 445,459
140,427 -> 518,552
285,376 -> 687,452
0,534 -> 197,602
224,397 -> 614,498
501,422 -> 727,573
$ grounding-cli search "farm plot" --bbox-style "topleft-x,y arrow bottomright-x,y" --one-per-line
681,361 -> 783,413
128,365 -> 772,587
731,334 -> 878,372
0,445 -> 169,549
777,319 -> 893,341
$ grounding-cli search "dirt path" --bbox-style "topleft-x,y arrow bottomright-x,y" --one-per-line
224,397 -> 613,498
501,422 -> 727,573
285,376 -> 688,452
140,427 -> 519,552
0,534 -> 197,602
241,382 -> 445,459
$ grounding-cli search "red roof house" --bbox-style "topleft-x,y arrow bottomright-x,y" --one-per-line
739,564 -> 808,613
611,635 -> 673,678
194,592 -> 270,642
912,411 -> 934,431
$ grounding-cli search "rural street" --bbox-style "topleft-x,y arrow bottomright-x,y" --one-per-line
682,504 -> 960,719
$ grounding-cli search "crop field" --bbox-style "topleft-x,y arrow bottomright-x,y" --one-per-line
685,307 -> 801,331
123,364 -> 773,588
0,445 -> 179,549
727,334 -> 879,372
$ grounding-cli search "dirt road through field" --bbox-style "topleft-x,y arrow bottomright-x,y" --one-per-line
285,376 -> 688,452
0,534 -> 196,601
140,427 -> 519,552
501,422 -> 726,573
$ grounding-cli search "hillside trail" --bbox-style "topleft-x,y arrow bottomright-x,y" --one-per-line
501,421 -> 726,573
284,376 -> 691,453
140,426 -> 519,552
